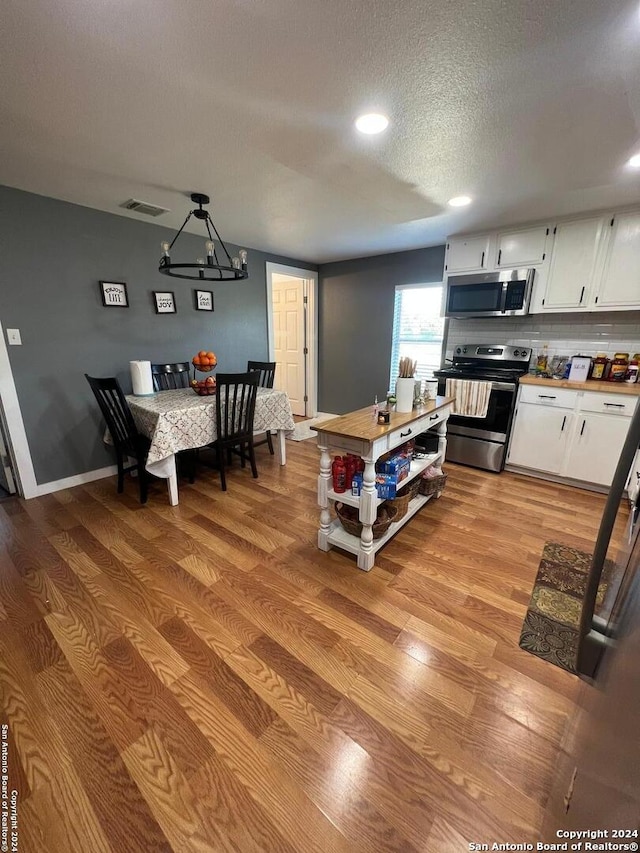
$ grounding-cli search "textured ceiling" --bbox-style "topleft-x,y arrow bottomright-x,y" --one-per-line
1,0 -> 640,262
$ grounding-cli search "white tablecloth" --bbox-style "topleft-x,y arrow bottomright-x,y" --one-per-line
126,387 -> 295,466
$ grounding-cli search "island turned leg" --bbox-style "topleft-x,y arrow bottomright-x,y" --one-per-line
357,457 -> 377,571
437,416 -> 448,463
317,441 -> 333,551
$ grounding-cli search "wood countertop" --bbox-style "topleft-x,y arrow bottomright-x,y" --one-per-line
310,396 -> 455,442
520,374 -> 640,396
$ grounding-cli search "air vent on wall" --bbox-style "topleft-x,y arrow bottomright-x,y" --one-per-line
120,198 -> 170,217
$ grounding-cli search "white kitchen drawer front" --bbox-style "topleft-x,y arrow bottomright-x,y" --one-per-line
578,392 -> 637,417
519,385 -> 579,408
387,408 -> 449,451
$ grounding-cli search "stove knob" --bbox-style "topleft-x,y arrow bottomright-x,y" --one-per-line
456,347 -> 461,354
513,349 -> 520,357
462,347 -> 467,353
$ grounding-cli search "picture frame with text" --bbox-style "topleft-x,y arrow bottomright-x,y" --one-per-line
153,291 -> 177,314
194,290 -> 214,311
99,280 -> 129,307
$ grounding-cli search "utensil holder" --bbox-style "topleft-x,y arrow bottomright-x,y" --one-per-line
395,377 -> 415,413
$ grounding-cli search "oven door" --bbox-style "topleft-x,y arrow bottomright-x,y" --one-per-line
437,379 -> 518,470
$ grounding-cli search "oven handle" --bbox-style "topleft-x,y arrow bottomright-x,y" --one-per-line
438,379 -> 516,392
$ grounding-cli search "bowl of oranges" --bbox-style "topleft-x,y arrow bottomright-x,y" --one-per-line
192,350 -> 217,372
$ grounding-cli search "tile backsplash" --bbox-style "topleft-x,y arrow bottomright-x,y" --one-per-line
446,311 -> 640,365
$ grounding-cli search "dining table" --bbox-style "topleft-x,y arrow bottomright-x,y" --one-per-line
126,387 -> 295,505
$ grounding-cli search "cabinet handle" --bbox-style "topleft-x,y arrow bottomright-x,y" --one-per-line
604,402 -> 625,408
561,415 -> 566,432
480,250 -> 485,267
497,249 -> 502,265
429,414 -> 439,421
579,286 -> 585,304
538,394 -> 557,399
400,429 -> 413,437
580,419 -> 586,436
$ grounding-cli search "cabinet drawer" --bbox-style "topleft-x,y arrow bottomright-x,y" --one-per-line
519,385 -> 579,408
387,407 -> 450,451
579,392 -> 637,417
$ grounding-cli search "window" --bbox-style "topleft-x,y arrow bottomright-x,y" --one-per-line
389,284 -> 445,392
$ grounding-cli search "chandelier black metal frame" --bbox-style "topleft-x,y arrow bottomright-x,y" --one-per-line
158,193 -> 248,281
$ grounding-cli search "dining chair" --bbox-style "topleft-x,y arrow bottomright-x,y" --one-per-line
212,372 -> 259,491
247,360 -> 276,454
151,362 -> 191,391
85,374 -> 151,503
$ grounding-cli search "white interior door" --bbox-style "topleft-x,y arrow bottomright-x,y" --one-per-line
272,275 -> 306,416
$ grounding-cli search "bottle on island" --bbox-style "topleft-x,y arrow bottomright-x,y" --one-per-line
331,456 -> 346,493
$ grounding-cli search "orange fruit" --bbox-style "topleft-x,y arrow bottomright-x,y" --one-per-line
198,350 -> 207,358
192,355 -> 201,365
206,351 -> 214,360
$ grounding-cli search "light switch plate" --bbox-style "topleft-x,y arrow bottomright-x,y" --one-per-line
6,329 -> 21,345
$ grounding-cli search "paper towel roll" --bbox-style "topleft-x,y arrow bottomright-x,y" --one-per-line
130,361 -> 154,396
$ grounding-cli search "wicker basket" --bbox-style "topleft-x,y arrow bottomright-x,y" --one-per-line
418,472 -> 447,497
335,502 -> 399,539
384,479 -> 417,521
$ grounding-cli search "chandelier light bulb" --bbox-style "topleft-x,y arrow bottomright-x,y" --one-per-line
161,241 -> 170,256
205,240 -> 214,255
197,257 -> 205,265
232,257 -> 241,269
239,249 -> 248,266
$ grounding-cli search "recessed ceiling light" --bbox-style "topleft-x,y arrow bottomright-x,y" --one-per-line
628,154 -> 640,168
448,195 -> 472,207
355,113 -> 389,135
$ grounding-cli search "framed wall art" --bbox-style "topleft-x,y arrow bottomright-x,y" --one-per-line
194,289 -> 214,311
99,280 -> 129,307
153,291 -> 177,314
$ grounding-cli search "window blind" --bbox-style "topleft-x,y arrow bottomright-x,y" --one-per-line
389,285 -> 445,393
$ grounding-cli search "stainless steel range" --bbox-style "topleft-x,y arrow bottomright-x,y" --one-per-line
434,344 -> 531,472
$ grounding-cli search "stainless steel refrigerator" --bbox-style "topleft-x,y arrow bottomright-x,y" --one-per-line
542,400 -> 640,835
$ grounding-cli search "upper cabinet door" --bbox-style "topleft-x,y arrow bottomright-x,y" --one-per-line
445,235 -> 490,273
595,213 -> 640,308
496,225 -> 549,267
542,217 -> 605,309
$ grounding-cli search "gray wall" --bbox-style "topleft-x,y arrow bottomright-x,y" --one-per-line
317,246 -> 446,413
0,185 -> 316,484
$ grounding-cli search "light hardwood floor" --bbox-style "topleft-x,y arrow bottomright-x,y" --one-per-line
0,438 -> 609,852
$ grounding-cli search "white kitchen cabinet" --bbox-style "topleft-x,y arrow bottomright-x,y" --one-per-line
542,217 -> 606,309
445,235 -> 490,273
496,225 -> 549,268
563,412 -> 632,486
507,403 -> 573,473
593,212 -> 640,309
507,384 -> 637,487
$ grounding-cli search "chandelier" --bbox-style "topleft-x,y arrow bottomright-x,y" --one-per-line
159,193 -> 248,281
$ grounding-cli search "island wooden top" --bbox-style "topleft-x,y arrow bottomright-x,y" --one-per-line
520,374 -> 640,396
310,396 -> 455,442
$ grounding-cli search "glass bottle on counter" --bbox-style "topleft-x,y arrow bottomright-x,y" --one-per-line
535,344 -> 549,375
590,353 -> 608,380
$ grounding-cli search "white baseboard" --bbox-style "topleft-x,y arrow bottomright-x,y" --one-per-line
30,464 -> 119,498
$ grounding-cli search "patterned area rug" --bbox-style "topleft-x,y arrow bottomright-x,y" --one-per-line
519,542 -> 611,674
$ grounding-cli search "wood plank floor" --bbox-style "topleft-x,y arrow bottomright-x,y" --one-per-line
0,437 -> 614,851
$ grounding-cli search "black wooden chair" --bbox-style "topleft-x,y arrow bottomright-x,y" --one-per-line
247,360 -> 276,454
85,374 -> 151,504
211,372 -> 259,491
151,362 -> 191,391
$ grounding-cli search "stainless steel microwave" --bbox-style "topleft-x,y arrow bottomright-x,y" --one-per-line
444,268 -> 535,318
